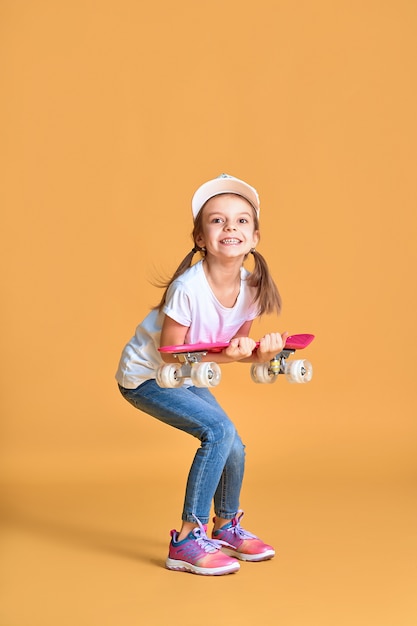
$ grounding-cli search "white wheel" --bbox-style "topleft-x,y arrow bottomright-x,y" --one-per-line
285,359 -> 313,384
250,362 -> 277,384
156,363 -> 183,388
190,362 -> 221,387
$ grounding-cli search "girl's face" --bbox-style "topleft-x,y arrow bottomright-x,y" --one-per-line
195,194 -> 260,259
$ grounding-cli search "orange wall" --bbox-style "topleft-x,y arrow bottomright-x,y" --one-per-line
1,0 -> 416,483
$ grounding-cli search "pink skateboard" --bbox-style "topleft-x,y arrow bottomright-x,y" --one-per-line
157,334 -> 314,388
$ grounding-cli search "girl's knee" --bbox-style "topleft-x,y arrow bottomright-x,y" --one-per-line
201,418 -> 237,445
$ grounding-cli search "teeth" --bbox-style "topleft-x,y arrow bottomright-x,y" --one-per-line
221,239 -> 240,244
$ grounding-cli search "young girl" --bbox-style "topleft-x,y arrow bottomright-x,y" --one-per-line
116,174 -> 287,576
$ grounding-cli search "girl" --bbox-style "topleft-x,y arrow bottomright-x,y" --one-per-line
116,174 -> 287,576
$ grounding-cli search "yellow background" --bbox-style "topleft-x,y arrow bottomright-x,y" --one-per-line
1,1 -> 416,625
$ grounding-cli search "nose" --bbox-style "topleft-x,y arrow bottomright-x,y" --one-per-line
225,222 -> 237,231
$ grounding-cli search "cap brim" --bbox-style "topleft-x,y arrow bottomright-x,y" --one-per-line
191,177 -> 260,219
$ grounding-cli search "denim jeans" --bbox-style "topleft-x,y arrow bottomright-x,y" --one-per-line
118,380 -> 245,524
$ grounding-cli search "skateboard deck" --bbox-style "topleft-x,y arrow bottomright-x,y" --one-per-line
158,333 -> 315,355
156,334 -> 315,388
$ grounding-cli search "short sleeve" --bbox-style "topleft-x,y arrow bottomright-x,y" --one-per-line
162,281 -> 192,327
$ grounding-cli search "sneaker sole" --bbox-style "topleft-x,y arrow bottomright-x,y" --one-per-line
165,557 -> 240,575
221,547 -> 275,562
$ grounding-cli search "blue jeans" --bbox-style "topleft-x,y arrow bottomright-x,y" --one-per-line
118,380 -> 245,524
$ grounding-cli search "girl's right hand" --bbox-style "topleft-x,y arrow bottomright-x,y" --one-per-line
225,336 -> 257,360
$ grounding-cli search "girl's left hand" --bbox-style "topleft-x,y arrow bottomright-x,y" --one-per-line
257,332 -> 289,362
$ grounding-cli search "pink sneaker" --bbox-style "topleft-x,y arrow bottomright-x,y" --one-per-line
166,517 -> 240,575
212,511 -> 275,562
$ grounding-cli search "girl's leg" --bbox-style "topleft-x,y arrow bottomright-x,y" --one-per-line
212,434 -> 245,521
118,381 -> 245,527
187,387 -> 246,522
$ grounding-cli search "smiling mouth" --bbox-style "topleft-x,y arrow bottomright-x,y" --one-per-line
220,238 -> 241,245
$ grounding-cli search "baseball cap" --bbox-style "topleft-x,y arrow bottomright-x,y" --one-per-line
191,173 -> 260,220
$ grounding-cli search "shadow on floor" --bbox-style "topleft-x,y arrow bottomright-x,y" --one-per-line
1,498 -> 166,569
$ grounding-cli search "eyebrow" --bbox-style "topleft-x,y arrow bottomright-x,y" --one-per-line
206,211 -> 253,218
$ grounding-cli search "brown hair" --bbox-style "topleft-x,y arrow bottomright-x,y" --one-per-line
154,204 -> 282,316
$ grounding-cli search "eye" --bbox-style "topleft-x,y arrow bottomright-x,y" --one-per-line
239,218 -> 249,224
211,217 -> 224,223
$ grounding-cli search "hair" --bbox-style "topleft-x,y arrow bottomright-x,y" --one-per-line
153,200 -> 282,316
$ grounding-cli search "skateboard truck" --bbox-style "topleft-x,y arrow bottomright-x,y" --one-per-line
156,350 -> 222,388
251,347 -> 313,384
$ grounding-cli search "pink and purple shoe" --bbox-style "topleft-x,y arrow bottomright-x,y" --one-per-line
166,517 -> 240,575
212,511 -> 275,562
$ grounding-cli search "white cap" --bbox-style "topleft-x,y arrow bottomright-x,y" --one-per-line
191,173 -> 260,220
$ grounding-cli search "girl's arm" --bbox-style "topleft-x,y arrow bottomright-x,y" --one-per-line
159,316 -> 189,363
160,316 -> 287,365
159,316 -> 256,364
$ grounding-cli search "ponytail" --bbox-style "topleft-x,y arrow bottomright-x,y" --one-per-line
247,249 -> 282,316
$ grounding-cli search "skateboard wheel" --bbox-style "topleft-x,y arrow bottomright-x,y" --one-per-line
190,362 -> 221,387
156,364 -> 183,388
250,362 -> 277,384
284,359 -> 313,383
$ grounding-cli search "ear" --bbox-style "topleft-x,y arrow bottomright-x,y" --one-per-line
252,230 -> 260,248
195,233 -> 205,247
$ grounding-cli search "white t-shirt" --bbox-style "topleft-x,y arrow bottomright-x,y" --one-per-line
115,260 -> 259,389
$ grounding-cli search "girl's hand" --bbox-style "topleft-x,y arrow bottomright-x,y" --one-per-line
257,332 -> 289,362
225,336 -> 257,360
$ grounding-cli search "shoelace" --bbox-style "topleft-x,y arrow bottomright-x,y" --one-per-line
225,510 -> 258,540
192,515 -> 231,553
